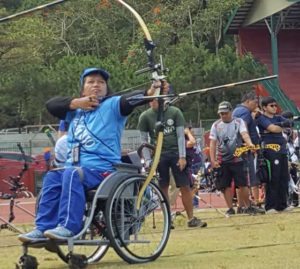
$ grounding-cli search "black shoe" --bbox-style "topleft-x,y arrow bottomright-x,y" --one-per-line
187,217 -> 207,228
170,221 -> 175,229
244,206 -> 265,215
225,208 -> 235,217
236,207 -> 245,214
253,205 -> 266,214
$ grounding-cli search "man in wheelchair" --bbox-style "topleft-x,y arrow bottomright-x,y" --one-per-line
18,67 -> 167,242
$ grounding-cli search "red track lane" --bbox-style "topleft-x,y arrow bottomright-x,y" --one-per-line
0,193 -> 226,224
172,192 -> 226,211
0,198 -> 36,224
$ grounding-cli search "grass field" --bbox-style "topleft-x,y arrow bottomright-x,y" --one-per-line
2,208 -> 300,269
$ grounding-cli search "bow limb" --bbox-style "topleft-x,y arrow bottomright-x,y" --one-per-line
117,0 -> 152,41
116,0 -> 164,209
116,0 -> 159,79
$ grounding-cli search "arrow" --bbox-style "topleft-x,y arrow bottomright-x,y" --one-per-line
178,74 -> 277,97
126,74 -> 278,101
0,0 -> 67,23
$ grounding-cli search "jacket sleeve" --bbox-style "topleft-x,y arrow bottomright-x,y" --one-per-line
120,89 -> 152,116
45,96 -> 74,119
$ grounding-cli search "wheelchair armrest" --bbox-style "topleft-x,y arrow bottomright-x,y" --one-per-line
86,189 -> 97,202
121,151 -> 143,168
113,163 -> 140,173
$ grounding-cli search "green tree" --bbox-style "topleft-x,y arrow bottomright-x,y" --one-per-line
0,0 -> 268,130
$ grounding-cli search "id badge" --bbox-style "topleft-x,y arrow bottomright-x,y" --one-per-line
71,144 -> 80,164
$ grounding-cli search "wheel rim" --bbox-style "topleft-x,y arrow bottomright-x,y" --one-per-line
107,177 -> 170,262
56,226 -> 109,264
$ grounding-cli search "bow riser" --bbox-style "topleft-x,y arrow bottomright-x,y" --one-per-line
117,0 -> 166,209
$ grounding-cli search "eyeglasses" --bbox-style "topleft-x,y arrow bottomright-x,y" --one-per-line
219,112 -> 229,115
268,104 -> 277,108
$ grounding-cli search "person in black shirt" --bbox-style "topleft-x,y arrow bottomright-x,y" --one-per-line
233,91 -> 261,210
256,97 -> 293,213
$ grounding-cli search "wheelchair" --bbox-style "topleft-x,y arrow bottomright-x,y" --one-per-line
18,151 -> 171,269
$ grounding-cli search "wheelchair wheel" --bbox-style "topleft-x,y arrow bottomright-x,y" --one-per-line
56,208 -> 109,264
56,240 -> 109,265
105,176 -> 171,263
55,230 -> 109,265
18,254 -> 38,269
36,190 -> 109,264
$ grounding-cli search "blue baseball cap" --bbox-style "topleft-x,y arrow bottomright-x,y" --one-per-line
80,67 -> 110,87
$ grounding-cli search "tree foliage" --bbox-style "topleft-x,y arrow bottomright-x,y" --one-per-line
0,0 -> 267,130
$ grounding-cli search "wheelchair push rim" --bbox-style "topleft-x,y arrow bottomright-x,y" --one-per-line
105,176 -> 171,263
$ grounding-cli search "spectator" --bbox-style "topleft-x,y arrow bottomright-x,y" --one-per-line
57,120 -> 68,139
256,97 -> 292,213
281,111 -> 299,207
281,111 -> 298,163
209,101 -> 265,216
185,126 -> 197,185
52,121 -> 69,168
170,127 -> 200,209
232,91 -> 261,210
138,81 -> 207,228
43,147 -> 52,171
52,134 -> 68,168
184,127 -> 200,208
293,135 -> 300,159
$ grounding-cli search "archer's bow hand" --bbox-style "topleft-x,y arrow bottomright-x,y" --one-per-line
161,79 -> 171,95
147,79 -> 170,96
147,80 -> 162,96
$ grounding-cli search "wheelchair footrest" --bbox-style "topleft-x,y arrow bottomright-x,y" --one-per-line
56,239 -> 110,246
23,239 -> 49,248
118,239 -> 151,244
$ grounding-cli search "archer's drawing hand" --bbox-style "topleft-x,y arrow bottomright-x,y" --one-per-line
71,95 -> 99,110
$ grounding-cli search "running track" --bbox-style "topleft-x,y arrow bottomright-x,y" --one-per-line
0,193 -> 226,224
